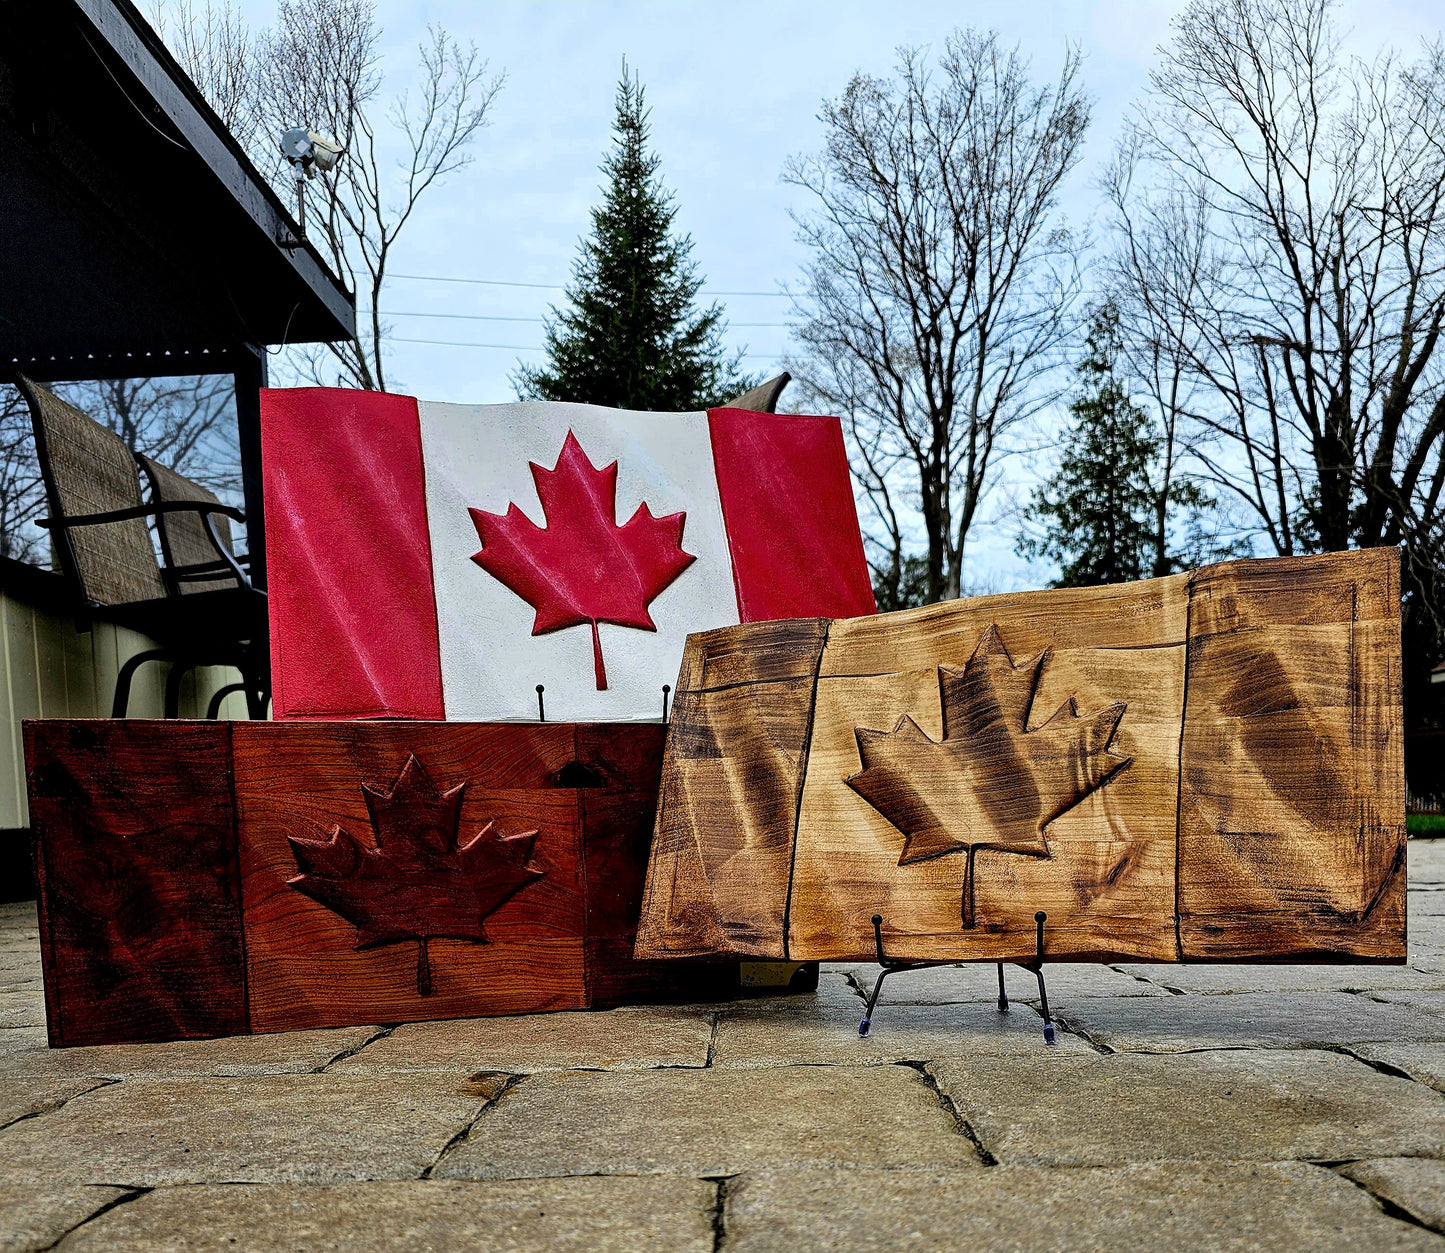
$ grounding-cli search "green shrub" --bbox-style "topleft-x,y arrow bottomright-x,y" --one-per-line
1407,812 -> 1445,835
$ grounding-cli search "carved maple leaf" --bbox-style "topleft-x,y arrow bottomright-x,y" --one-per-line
846,624 -> 1131,928
469,429 -> 697,690
287,755 -> 544,996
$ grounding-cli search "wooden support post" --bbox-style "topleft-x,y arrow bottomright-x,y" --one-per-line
234,344 -> 268,592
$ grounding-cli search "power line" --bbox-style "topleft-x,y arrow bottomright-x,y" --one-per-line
391,335 -> 785,360
393,337 -> 537,350
393,274 -> 559,290
390,311 -> 545,323
383,309 -> 790,328
389,272 -> 791,298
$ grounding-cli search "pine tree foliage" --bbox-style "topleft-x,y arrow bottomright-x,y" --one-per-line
1019,305 -> 1210,586
515,66 -> 753,410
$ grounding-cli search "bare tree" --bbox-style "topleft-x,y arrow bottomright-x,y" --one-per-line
0,387 -> 44,563
56,377 -> 241,499
147,0 -> 260,148
0,376 -> 239,569
785,31 -> 1089,604
253,2 -> 501,390
1102,141 -> 1247,571
155,0 -> 502,391
1112,0 -> 1445,626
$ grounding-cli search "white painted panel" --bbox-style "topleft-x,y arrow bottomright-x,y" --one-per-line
0,592 -> 26,829
418,400 -> 739,722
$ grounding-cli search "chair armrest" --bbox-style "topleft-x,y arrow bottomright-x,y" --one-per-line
37,502 -> 251,593
36,501 -> 246,529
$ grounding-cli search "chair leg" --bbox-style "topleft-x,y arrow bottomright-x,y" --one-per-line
164,660 -> 194,719
112,650 -> 171,718
237,664 -> 270,720
205,682 -> 248,719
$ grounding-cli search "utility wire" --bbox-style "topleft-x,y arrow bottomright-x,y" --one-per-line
390,272 -> 790,298
382,309 -> 789,328
391,336 -> 785,360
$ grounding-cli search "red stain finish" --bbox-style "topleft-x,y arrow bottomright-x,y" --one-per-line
287,754 -> 545,995
261,387 -> 444,720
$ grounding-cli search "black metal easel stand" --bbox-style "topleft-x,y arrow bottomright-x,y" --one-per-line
858,910 -> 1057,1045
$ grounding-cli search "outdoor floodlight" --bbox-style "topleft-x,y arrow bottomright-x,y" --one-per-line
279,126 -> 343,179
278,126 -> 343,242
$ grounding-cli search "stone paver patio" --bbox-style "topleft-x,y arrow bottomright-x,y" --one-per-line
3,843 -> 1445,1250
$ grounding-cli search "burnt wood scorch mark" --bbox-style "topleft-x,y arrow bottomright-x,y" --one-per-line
845,624 -> 1133,928
286,754 -> 545,996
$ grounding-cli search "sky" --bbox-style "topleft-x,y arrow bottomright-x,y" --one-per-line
238,0 -> 1444,590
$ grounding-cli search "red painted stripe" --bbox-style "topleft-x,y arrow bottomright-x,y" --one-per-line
707,407 -> 877,622
261,388 -> 444,719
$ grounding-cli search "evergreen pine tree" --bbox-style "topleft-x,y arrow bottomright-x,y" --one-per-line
1017,305 -> 1162,587
514,65 -> 753,409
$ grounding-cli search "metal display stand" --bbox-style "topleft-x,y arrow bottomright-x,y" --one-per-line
858,910 -> 1057,1045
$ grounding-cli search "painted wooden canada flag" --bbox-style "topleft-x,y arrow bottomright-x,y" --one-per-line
259,389 -> 875,722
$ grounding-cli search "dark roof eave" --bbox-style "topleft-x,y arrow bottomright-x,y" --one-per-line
78,0 -> 355,345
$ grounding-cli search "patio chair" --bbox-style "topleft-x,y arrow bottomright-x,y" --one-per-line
136,453 -> 250,596
16,374 -> 269,719
725,372 -> 790,413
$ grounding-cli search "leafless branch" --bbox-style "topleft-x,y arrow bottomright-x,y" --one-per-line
785,30 -> 1089,601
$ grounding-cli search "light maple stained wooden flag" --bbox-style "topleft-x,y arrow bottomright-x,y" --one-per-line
259,389 -> 875,721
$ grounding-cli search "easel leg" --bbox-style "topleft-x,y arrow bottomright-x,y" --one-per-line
859,967 -> 893,1038
1032,911 -> 1056,1045
855,911 -> 1058,1046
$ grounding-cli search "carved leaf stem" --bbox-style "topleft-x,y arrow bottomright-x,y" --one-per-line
846,625 -> 1132,928
286,755 -> 545,995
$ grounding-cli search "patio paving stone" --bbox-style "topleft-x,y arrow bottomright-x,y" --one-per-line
1348,1041 -> 1445,1091
434,1064 -> 980,1179
55,1177 -> 716,1252
0,1074 -> 487,1187
0,1073 -> 113,1132
331,1006 -> 712,1075
1368,990 -> 1445,1014
711,991 -> 1093,1068
1055,990 -> 1445,1051
0,1183 -> 129,1253
1113,962 -> 1445,995
0,1025 -> 385,1082
833,961 -> 1168,1004
0,990 -> 44,1030
1413,890 -> 1445,915
1410,840 -> 1445,883
1338,1158 -> 1445,1234
0,1027 -> 46,1057
0,904 -> 39,954
0,950 -> 41,986
930,1048 -> 1445,1166
723,1163 -> 1444,1252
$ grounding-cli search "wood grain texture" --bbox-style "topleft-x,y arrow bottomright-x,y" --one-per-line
635,549 -> 1406,965
234,722 -> 588,1032
791,579 -> 1188,963
634,619 -> 829,959
581,783 -> 736,1006
25,720 -> 245,1046
1177,549 -> 1406,961
28,719 -> 713,1044
577,728 -> 739,1003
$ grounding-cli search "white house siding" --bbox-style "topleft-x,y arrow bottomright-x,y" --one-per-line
0,580 -> 254,829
